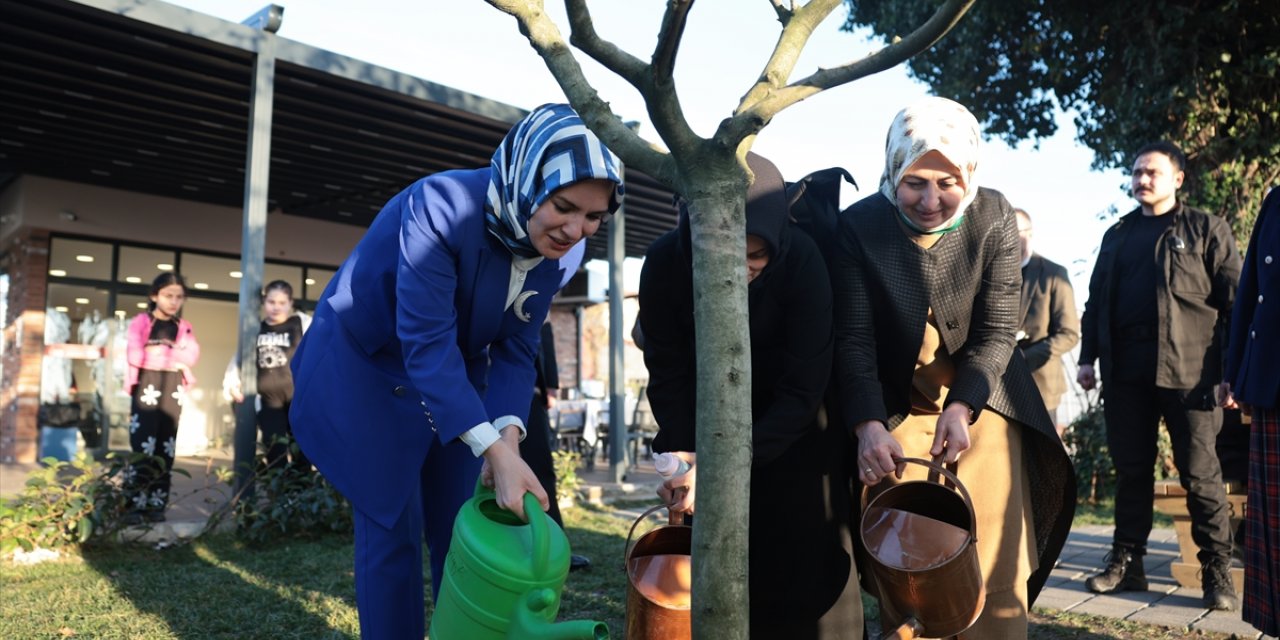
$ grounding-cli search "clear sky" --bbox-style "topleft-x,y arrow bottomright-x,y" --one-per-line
165,0 -> 1136,306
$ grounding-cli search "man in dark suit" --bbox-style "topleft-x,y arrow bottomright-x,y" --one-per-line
1014,208 -> 1079,433
1078,141 -> 1242,610
521,320 -> 591,570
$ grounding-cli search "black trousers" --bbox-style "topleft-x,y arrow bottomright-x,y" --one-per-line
1103,379 -> 1233,563
259,401 -> 312,474
128,369 -> 182,513
521,391 -> 564,527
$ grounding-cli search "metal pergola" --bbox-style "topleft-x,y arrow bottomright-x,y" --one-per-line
1,0 -> 673,481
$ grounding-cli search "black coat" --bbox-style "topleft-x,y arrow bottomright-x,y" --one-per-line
638,162 -> 852,629
833,188 -> 1076,604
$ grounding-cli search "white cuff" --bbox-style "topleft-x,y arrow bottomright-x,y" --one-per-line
493,415 -> 527,442
460,422 -> 502,458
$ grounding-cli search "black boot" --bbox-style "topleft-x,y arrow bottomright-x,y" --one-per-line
1201,558 -> 1239,611
1086,545 -> 1148,593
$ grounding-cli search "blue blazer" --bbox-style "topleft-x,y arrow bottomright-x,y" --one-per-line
290,168 -> 573,528
1226,187 -> 1280,409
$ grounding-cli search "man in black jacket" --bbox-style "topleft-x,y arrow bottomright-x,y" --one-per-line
1078,141 -> 1242,610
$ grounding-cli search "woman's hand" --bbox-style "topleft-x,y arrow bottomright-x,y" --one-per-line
931,402 -> 973,463
856,420 -> 904,486
480,427 -> 548,521
656,451 -> 696,515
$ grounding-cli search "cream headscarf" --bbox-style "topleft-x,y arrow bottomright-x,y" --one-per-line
878,97 -> 982,234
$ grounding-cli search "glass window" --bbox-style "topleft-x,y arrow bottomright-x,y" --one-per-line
118,246 -> 176,285
263,264 -> 304,297
48,238 -> 112,280
304,267 -> 335,301
114,293 -> 151,319
182,253 -> 243,294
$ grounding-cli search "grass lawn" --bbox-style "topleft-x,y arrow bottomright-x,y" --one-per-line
0,501 -> 1230,639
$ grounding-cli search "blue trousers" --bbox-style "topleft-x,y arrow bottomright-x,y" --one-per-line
352,434 -> 482,639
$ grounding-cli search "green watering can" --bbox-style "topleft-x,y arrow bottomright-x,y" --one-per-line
429,478 -> 609,640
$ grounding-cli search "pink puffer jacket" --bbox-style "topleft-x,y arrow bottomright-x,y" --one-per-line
126,312 -> 200,392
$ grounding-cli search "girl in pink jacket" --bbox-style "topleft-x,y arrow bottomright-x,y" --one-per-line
125,272 -> 200,524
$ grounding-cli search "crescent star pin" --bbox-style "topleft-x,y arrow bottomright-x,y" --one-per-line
513,290 -> 538,323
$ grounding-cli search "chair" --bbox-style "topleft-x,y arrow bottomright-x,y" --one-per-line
554,407 -> 597,470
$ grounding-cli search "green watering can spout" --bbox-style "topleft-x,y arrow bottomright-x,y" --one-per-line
508,588 -> 609,640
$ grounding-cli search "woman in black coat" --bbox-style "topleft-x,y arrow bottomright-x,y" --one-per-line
834,97 -> 1075,639
638,153 -> 861,637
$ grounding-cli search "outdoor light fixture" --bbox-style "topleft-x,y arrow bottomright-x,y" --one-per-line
242,4 -> 284,33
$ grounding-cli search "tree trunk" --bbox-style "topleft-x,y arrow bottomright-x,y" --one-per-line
682,157 -> 753,640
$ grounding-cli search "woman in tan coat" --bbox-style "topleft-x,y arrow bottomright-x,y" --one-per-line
834,97 -> 1075,638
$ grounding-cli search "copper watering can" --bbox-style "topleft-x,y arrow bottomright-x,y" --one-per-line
860,457 -> 985,639
623,504 -> 692,640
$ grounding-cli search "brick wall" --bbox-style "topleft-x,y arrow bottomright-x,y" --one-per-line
1,228 -> 50,462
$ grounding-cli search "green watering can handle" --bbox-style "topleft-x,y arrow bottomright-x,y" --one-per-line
473,477 -> 551,577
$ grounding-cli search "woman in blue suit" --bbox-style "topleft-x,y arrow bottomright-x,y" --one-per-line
289,104 -> 624,639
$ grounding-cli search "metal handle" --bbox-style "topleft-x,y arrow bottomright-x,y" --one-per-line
473,477 -> 551,576
891,456 -> 979,543
623,503 -> 687,572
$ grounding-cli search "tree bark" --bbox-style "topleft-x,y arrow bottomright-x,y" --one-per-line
681,151 -> 753,638
482,2 -> 975,637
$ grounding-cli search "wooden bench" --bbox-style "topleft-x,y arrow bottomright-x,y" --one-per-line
1152,478 -> 1246,592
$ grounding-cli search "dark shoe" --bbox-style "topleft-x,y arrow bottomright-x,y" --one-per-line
1086,545 -> 1148,593
1201,559 -> 1239,611
146,511 -> 167,523
569,554 -> 592,572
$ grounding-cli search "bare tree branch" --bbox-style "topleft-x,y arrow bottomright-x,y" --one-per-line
487,0 -> 671,180
652,0 -> 694,82
738,0 -> 841,114
559,0 -> 701,173
563,0 -> 648,89
716,0 -> 974,148
770,0 -> 794,25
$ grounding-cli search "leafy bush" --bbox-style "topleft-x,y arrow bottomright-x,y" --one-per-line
1065,403 -> 1113,504
0,452 -> 185,554
551,449 -> 583,502
212,437 -> 351,543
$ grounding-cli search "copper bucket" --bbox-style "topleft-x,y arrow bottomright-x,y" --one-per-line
623,504 -> 692,640
860,457 -> 985,639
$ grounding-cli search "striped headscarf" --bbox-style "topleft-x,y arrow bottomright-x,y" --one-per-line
485,103 -> 625,258
878,97 -> 982,234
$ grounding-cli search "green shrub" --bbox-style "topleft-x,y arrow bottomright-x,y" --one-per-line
0,452 -> 184,554
551,449 -> 583,502
212,437 -> 352,543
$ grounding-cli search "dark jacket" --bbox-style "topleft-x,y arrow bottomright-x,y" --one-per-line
1019,254 -> 1080,411
833,187 -> 1076,604
1225,188 -> 1280,408
638,155 -> 852,630
1079,204 -> 1241,389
